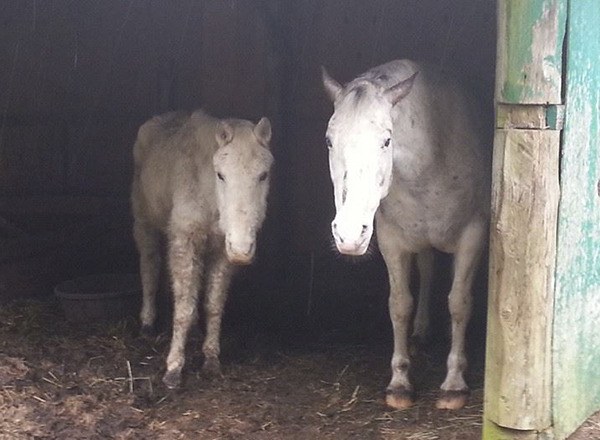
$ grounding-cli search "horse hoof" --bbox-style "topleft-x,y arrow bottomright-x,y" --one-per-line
202,358 -> 221,376
436,390 -> 469,410
385,388 -> 415,410
140,324 -> 157,338
162,369 -> 182,389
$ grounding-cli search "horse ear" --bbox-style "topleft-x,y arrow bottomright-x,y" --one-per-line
385,71 -> 419,106
254,117 -> 272,147
321,66 -> 342,102
216,121 -> 234,147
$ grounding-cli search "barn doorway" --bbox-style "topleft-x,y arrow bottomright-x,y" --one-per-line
0,1 -> 508,438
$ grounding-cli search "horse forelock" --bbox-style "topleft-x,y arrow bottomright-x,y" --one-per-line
349,84 -> 367,103
214,124 -> 273,173
222,120 -> 270,149
331,80 -> 392,132
342,80 -> 376,106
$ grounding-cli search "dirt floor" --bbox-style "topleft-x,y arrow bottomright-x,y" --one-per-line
0,298 -> 597,440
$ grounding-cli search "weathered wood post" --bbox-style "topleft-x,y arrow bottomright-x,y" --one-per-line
483,1 -> 566,438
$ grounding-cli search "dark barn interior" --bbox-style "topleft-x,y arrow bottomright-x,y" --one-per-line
0,1 -> 497,438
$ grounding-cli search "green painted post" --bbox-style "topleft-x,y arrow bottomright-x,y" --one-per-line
553,0 -> 600,438
485,0 -> 567,438
495,0 -> 566,104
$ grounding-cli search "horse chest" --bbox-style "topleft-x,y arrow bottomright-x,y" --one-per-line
378,185 -> 461,252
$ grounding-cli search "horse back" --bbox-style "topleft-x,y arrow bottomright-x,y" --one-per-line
131,110 -> 218,229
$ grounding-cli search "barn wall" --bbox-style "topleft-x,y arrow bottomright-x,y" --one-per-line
0,1 -> 496,316
0,1 -> 271,197
553,0 -> 600,436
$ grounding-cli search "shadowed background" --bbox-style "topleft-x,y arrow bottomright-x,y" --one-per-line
0,0 -> 495,346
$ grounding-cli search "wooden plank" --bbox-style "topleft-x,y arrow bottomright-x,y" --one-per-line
0,196 -> 129,216
553,1 -> 600,438
483,419 -> 553,440
495,0 -> 566,104
484,129 -> 559,431
496,104 -> 564,130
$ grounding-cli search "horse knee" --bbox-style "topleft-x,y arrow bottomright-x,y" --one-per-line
205,299 -> 224,317
389,291 -> 413,315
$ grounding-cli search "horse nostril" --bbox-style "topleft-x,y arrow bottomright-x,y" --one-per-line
332,223 -> 344,243
361,225 -> 368,235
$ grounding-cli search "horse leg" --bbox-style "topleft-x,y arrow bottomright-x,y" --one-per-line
384,251 -> 415,409
134,221 -> 162,336
377,221 -> 415,409
437,219 -> 486,410
412,248 -> 434,345
163,227 -> 205,389
201,255 -> 233,375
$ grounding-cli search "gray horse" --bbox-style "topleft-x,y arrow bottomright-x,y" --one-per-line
322,60 -> 490,410
131,110 -> 273,388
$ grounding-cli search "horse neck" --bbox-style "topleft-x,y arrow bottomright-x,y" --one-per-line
391,134 -> 440,182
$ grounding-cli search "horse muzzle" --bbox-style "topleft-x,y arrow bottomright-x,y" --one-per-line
331,218 -> 372,256
335,240 -> 369,256
225,240 -> 256,265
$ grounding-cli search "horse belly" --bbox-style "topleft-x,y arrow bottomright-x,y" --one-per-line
134,151 -> 190,233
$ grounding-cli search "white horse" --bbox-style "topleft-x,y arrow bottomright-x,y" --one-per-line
131,110 -> 273,388
322,60 -> 490,410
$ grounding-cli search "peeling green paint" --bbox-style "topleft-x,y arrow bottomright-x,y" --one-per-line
485,2 -> 568,437
545,104 -> 564,130
500,2 -> 536,101
553,0 -> 600,438
497,0 -> 566,104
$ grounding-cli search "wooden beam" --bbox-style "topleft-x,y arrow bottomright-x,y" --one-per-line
496,104 -> 564,130
484,419 -> 553,440
484,129 -> 560,431
485,1 -> 566,435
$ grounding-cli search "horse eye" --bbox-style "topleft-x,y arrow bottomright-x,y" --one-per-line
325,137 -> 333,149
217,172 -> 225,181
258,171 -> 268,182
383,138 -> 391,148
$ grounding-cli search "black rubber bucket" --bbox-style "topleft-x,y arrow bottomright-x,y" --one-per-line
55,273 -> 141,323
